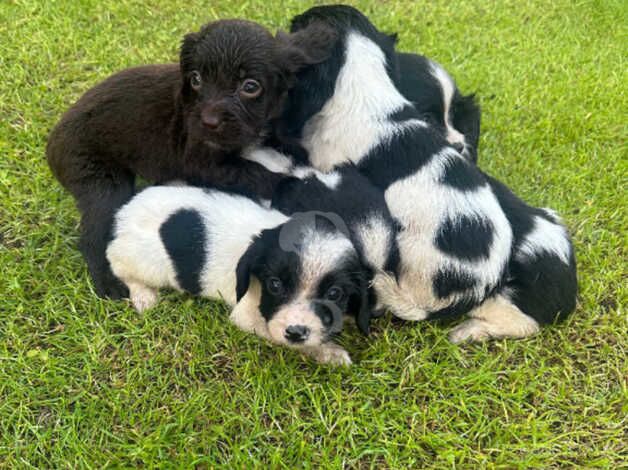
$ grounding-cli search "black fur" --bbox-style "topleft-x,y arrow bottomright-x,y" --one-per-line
159,209 -> 206,295
47,19 -> 336,299
440,156 -> 486,190
432,267 -> 480,300
435,215 -> 494,261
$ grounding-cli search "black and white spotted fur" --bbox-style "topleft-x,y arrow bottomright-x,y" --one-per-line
106,184 -> 371,364
273,5 -> 577,342
395,51 -> 481,163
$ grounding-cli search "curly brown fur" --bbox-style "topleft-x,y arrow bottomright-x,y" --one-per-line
46,19 -> 336,298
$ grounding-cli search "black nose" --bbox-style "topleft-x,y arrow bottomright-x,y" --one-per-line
285,325 -> 310,343
452,142 -> 465,153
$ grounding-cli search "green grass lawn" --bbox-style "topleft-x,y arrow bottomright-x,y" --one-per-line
1,0 -> 626,467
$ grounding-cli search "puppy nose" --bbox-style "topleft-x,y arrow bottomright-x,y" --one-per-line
452,142 -> 465,153
285,325 -> 310,343
201,111 -> 222,129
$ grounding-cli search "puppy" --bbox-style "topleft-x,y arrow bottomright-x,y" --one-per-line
395,51 -> 481,163
106,185 -> 371,365
262,160 -> 400,322
274,5 -> 577,342
46,19 -> 335,299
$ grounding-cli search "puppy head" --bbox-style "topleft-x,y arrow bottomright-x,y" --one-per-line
179,19 -> 336,152
279,5 -> 399,135
235,213 -> 373,348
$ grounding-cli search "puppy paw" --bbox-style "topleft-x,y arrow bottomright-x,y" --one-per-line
306,344 -> 352,366
93,271 -> 130,300
128,283 -> 158,312
448,319 -> 491,343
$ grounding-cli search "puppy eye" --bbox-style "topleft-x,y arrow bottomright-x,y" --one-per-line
190,71 -> 202,91
266,277 -> 284,295
240,79 -> 262,98
325,286 -> 343,302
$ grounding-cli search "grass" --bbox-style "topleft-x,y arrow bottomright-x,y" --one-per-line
1,0 -> 626,467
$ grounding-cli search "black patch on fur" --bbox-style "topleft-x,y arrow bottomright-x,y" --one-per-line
388,104 -> 423,123
395,52 -> 481,163
506,250 -> 577,325
440,157 -> 486,190
435,215 -> 494,261
428,296 -> 481,321
358,126 -> 445,189
432,267 -> 478,299
159,209 -> 206,295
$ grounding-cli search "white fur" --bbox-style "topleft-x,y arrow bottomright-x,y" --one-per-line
386,150 -> 512,307
230,278 -> 352,365
429,61 -> 466,148
292,166 -> 343,190
242,146 -> 294,174
107,186 -> 288,306
353,215 -> 395,271
301,33 -> 426,171
516,215 -> 571,264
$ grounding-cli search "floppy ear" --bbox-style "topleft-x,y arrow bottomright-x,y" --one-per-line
452,94 -> 482,163
275,22 -> 338,74
353,269 -> 375,335
235,236 -> 264,302
179,32 -> 200,95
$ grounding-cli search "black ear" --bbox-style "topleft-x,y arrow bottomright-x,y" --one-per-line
275,22 -> 338,74
353,269 -> 375,335
235,236 -> 264,302
452,94 -> 481,163
385,32 -> 399,44
180,31 -> 200,72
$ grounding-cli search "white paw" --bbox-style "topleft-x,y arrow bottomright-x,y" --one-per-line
448,319 -> 491,343
309,344 -> 352,366
130,286 -> 158,312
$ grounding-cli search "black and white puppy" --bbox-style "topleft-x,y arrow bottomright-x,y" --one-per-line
265,162 -> 400,323
396,51 -> 481,163
106,185 -> 371,364
274,5 -> 577,342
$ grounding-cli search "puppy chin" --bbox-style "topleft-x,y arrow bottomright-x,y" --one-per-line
267,303 -> 327,347
203,130 -> 261,152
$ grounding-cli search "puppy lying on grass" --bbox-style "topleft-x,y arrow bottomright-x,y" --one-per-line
106,184 -> 372,365
270,5 -> 577,342
47,19 -> 335,300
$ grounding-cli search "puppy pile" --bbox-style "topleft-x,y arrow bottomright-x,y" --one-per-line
49,5 -> 577,366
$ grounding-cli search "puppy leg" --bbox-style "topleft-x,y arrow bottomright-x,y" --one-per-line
448,294 -> 540,343
126,281 -> 158,312
229,279 -> 272,340
74,170 -> 135,299
301,343 -> 352,366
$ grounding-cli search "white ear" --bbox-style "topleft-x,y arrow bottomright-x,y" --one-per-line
229,278 -> 272,341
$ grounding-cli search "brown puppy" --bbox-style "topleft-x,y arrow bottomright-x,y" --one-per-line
46,19 -> 335,299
